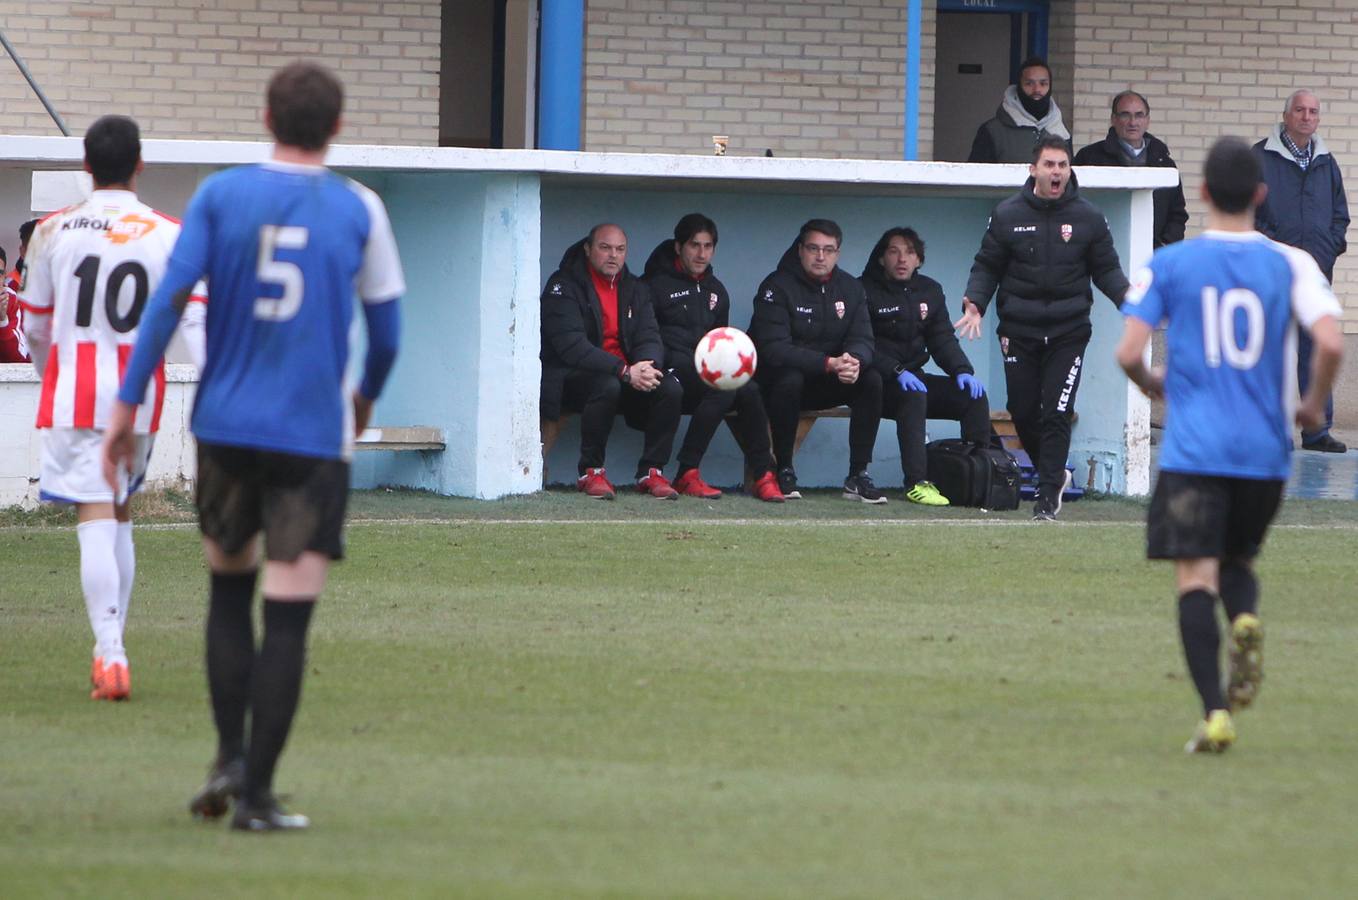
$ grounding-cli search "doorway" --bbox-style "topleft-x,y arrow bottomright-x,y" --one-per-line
932,0 -> 1050,162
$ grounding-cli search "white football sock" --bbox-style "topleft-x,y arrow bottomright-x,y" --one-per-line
77,519 -> 125,666
114,521 -> 135,634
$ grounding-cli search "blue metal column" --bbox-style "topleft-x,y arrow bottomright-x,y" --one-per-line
538,0 -> 584,151
904,0 -> 921,159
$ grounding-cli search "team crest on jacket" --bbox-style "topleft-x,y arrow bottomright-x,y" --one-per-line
918,302 -> 928,320
1001,337 -> 1009,354
709,292 -> 719,310
834,300 -> 845,319
1061,224 -> 1073,242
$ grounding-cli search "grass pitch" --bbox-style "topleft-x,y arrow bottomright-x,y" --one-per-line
2,491 -> 1357,898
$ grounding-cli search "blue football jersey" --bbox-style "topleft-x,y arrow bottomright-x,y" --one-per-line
121,161 -> 404,459
1123,231 -> 1340,480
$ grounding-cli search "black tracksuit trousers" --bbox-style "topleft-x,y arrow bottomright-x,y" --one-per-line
762,366 -> 883,475
561,369 -> 683,477
674,365 -> 775,477
884,372 -> 992,488
1001,331 -> 1086,499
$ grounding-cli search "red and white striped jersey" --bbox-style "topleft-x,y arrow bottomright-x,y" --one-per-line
19,190 -> 181,433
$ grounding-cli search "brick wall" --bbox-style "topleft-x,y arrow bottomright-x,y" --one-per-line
0,1 -> 440,146
582,0 -> 933,160
1069,0 -> 1358,336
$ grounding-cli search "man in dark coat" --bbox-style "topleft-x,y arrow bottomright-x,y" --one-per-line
861,227 -> 990,505
956,137 -> 1131,520
749,218 -> 885,503
968,57 -> 1071,164
1253,89 -> 1351,452
540,223 -> 683,499
640,213 -> 783,502
1074,90 -> 1188,249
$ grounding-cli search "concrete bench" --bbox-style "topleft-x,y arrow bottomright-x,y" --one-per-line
355,426 -> 445,451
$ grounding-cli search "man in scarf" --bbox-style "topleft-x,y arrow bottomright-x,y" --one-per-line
967,57 -> 1071,164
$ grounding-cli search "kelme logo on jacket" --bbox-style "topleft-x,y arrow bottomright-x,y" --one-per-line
1061,224 -> 1073,242
834,301 -> 845,319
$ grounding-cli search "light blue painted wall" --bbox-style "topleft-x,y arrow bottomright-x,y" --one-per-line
349,171 -> 489,494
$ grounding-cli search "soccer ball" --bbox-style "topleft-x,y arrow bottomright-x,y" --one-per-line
694,326 -> 757,391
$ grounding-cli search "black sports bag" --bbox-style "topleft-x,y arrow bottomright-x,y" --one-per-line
925,438 -> 1022,510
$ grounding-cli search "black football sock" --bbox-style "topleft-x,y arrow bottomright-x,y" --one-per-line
1179,589 -> 1226,714
1219,561 -> 1259,622
243,598 -> 315,805
207,571 -> 258,763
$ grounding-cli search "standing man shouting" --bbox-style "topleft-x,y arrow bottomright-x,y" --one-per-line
1254,89 -> 1350,453
956,136 -> 1130,520
105,62 -> 404,831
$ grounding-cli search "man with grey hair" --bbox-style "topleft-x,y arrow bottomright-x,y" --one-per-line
1254,89 -> 1351,452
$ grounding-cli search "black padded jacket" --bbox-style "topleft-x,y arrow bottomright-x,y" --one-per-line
748,241 -> 874,375
859,245 -> 973,379
963,174 -> 1130,341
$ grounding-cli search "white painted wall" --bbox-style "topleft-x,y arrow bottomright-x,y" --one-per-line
0,365 -> 198,508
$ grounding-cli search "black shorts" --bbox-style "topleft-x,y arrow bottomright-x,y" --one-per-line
1146,471 -> 1284,561
196,443 -> 350,563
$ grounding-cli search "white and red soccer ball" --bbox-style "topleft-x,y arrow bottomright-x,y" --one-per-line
694,326 -> 757,391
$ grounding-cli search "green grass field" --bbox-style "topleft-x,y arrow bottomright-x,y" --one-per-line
3,491 -> 1357,898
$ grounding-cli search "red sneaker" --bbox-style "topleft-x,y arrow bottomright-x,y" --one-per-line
674,468 -> 722,499
576,467 -> 616,499
751,470 -> 786,503
636,468 -> 679,499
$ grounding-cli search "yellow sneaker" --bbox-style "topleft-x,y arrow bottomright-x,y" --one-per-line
1228,613 -> 1264,710
1184,709 -> 1235,754
905,480 -> 950,506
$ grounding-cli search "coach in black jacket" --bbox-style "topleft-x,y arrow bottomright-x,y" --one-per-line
862,227 -> 990,506
958,137 -> 1130,520
641,213 -> 782,502
1073,90 -> 1188,249
749,218 -> 885,503
541,223 -> 683,499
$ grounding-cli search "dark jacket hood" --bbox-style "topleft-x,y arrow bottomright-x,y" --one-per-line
642,239 -> 678,279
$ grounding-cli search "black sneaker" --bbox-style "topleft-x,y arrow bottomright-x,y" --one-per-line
230,793 -> 310,832
777,466 -> 802,500
188,756 -> 244,821
1301,435 -> 1347,453
843,472 -> 887,504
1032,495 -> 1057,521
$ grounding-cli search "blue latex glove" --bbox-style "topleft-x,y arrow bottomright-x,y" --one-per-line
957,373 -> 985,399
897,370 -> 927,392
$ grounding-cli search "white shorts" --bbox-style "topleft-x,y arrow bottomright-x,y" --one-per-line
40,428 -> 155,506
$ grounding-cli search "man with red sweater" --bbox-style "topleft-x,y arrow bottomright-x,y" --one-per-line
0,245 -> 30,363
540,223 -> 683,499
